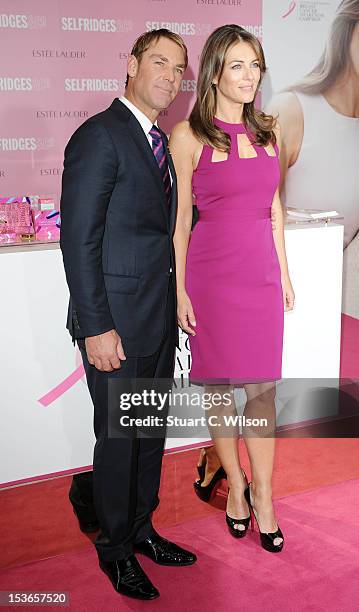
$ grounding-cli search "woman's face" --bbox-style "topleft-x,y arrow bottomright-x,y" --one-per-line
214,41 -> 261,104
349,21 -> 359,80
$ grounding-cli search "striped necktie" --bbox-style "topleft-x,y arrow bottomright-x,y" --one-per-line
149,125 -> 171,205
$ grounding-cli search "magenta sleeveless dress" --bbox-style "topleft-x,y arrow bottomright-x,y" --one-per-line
185,117 -> 284,384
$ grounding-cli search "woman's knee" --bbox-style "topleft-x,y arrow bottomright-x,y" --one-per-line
244,382 -> 276,404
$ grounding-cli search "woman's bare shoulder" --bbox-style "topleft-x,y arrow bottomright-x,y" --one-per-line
170,120 -> 198,143
169,120 -> 202,165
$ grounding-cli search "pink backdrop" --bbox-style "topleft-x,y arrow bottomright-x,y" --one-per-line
0,0 -> 261,207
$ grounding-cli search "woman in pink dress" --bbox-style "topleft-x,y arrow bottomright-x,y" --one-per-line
169,25 -> 294,552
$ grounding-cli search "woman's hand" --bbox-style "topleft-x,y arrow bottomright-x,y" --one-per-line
281,274 -> 295,312
177,291 -> 196,336
271,208 -> 276,230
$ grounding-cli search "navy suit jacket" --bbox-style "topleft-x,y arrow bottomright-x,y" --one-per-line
60,97 -> 179,356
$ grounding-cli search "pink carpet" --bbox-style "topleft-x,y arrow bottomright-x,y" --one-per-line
1,478 -> 358,611
2,439 -> 359,570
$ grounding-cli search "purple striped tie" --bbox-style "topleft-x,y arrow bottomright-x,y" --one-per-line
149,125 -> 171,205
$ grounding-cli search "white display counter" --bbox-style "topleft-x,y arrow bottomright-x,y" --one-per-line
0,219 -> 344,487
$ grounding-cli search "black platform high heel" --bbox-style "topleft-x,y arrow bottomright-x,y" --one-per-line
225,468 -> 252,539
244,483 -> 284,553
193,465 -> 227,502
196,448 -> 207,482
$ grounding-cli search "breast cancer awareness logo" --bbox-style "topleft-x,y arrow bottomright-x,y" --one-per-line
38,347 -> 85,407
282,1 -> 296,18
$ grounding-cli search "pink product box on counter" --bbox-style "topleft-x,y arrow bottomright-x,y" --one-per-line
0,196 -> 61,244
0,197 -> 35,242
33,209 -> 61,240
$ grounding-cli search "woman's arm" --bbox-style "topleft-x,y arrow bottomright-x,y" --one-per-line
271,122 -> 295,311
169,121 -> 199,335
272,187 -> 289,277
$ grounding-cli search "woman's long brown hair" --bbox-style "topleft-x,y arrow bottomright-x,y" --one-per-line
189,24 -> 277,152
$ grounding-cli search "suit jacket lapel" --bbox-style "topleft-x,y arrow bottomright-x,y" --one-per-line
109,99 -> 169,225
166,145 -> 178,236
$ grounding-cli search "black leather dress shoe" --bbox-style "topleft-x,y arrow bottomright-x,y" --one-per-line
99,555 -> 159,600
134,533 -> 197,566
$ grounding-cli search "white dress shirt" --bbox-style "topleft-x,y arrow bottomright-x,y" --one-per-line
119,95 -> 172,184
119,95 -> 157,147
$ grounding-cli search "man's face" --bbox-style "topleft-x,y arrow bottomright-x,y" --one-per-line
127,37 -> 186,112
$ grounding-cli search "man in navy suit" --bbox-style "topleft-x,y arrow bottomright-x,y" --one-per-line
60,29 -> 196,601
